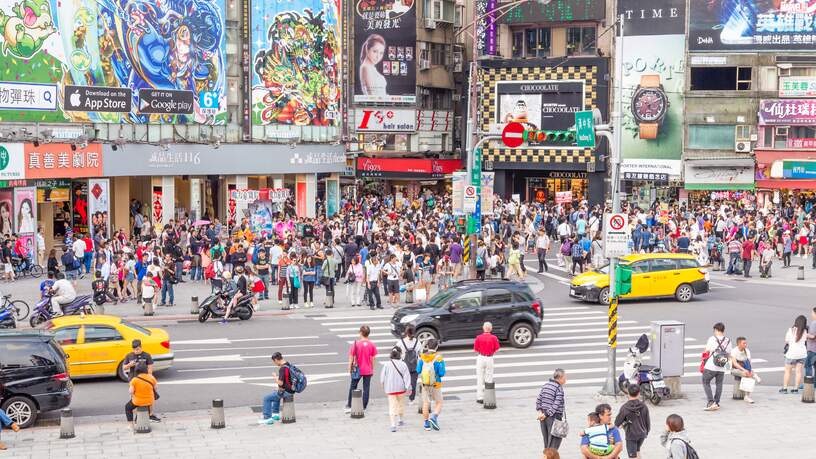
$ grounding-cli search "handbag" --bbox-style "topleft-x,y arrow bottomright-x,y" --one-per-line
739,376 -> 756,392
137,376 -> 160,400
550,410 -> 569,438
350,341 -> 360,379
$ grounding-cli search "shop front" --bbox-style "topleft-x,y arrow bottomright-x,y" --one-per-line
683,158 -> 755,206
355,157 -> 462,199
755,150 -> 816,207
524,171 -> 589,203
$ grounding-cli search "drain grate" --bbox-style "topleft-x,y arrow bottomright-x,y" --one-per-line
304,314 -> 328,318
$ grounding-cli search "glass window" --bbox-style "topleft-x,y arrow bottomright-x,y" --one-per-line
83,326 -> 124,343
526,28 -> 551,57
687,125 -> 736,149
451,291 -> 482,309
485,289 -> 512,305
566,27 -> 595,56
54,326 -> 80,345
628,261 -> 649,274
120,320 -> 152,336
512,32 -> 524,58
0,341 -> 55,369
677,259 -> 700,269
649,259 -> 678,272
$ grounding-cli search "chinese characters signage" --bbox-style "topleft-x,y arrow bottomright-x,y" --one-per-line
622,172 -> 669,184
779,76 -> 816,97
787,138 -> 816,148
24,144 -> 103,179
759,99 -> 816,125
783,160 -> 816,179
0,144 -> 26,179
501,0 -> 605,24
476,0 -> 498,56
690,0 -> 816,51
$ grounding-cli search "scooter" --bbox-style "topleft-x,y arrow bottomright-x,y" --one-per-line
0,303 -> 17,328
618,334 -> 671,405
29,293 -> 94,328
197,288 -> 254,322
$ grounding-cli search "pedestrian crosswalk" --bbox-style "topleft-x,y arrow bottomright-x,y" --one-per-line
308,305 -> 783,395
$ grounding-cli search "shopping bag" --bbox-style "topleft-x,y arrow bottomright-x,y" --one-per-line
739,376 -> 756,392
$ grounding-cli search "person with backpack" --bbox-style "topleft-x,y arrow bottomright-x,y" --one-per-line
345,325 -> 378,413
394,325 -> 419,404
659,414 -> 697,459
417,338 -> 446,431
258,352 -> 306,425
379,347 -> 412,432
473,321 -> 500,404
701,322 -> 731,411
614,385 -> 651,459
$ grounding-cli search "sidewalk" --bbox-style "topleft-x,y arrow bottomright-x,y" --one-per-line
709,253 -> 816,287
2,384 -> 811,458
2,273 -> 546,324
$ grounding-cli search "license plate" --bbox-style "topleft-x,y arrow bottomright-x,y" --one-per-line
653,380 -> 666,388
570,289 -> 576,296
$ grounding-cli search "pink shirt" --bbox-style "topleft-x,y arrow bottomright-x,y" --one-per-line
349,340 -> 378,376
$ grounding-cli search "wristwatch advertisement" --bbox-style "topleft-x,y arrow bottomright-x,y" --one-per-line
631,74 -> 669,140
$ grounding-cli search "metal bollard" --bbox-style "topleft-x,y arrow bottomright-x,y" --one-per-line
59,408 -> 75,439
803,376 -> 815,403
483,382 -> 497,409
211,399 -> 225,429
732,377 -> 745,400
798,266 -> 805,280
350,389 -> 364,419
281,393 -> 296,424
190,296 -> 199,314
417,385 -> 424,414
134,406 -> 151,433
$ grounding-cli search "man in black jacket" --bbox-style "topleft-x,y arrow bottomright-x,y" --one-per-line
614,385 -> 651,459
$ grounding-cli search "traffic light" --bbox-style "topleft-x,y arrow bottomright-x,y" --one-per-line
614,264 -> 632,297
523,128 -> 576,143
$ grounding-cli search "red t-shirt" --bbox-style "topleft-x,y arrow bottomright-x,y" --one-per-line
83,237 -> 94,253
741,240 -> 755,260
474,332 -> 500,356
349,340 -> 378,376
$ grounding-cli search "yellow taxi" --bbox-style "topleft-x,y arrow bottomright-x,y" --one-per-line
569,253 -> 710,304
43,315 -> 174,381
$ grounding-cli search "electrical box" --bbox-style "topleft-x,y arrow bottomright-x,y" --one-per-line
650,321 -> 685,377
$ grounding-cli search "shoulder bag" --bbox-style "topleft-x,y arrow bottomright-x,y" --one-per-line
550,408 -> 569,438
350,341 -> 361,379
136,375 -> 160,400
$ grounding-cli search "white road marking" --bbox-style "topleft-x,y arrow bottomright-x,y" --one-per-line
175,352 -> 338,363
312,314 -> 394,321
329,325 -> 390,332
541,320 -> 636,328
174,344 -> 329,353
173,336 -> 319,345
320,320 -> 392,326
709,281 -> 736,289
542,311 -> 609,317
539,325 -> 647,335
231,336 -> 319,342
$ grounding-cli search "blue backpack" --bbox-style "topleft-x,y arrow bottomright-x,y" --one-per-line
286,364 -> 307,393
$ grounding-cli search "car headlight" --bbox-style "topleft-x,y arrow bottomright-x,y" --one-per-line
578,280 -> 599,287
400,314 -> 419,324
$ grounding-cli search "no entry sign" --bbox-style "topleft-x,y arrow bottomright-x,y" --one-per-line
501,122 -> 525,148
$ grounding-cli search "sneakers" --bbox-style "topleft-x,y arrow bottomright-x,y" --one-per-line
423,420 -> 431,431
779,388 -> 789,394
149,415 -> 162,423
476,399 -> 484,404
744,396 -> 755,404
791,389 -> 800,394
10,423 -> 19,432
398,419 -> 405,427
257,418 -> 275,425
344,407 -> 351,414
390,426 -> 397,433
270,414 -> 281,421
711,402 -> 720,411
429,415 -> 440,430
703,401 -> 715,411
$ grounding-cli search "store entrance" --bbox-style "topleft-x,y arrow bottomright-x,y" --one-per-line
526,176 -> 587,203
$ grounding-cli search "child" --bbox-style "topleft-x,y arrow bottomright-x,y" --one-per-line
417,338 -> 446,432
584,412 -> 615,457
141,276 -> 157,316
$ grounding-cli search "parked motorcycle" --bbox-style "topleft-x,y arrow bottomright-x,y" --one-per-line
197,288 -> 254,323
618,334 -> 671,405
29,293 -> 95,328
0,302 -> 17,329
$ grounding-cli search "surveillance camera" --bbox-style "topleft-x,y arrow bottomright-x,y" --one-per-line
79,142 -> 88,149
33,140 -> 40,147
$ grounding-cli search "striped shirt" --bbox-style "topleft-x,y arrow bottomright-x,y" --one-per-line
535,380 -> 565,417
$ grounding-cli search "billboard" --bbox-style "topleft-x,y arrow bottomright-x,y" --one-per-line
0,0 -> 227,124
689,0 -> 816,51
494,80 -> 585,148
13,186 -> 36,260
619,0 -> 685,177
353,0 -> 416,103
251,0 -> 341,126
759,99 -> 816,125
88,178 -> 110,238
501,0 -> 605,23
354,108 -> 416,132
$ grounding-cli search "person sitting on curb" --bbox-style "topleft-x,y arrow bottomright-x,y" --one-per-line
731,336 -> 761,404
125,361 -> 158,429
258,352 -> 294,425
417,338 -> 446,432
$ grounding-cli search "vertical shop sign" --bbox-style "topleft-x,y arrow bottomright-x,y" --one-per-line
326,177 -> 340,217
241,0 -> 252,140
481,172 -> 495,216
296,182 -> 307,217
71,181 -> 89,235
88,179 -> 110,238
152,186 -> 163,228
13,186 -> 37,262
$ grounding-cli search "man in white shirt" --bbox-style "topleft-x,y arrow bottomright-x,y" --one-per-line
72,235 -> 86,262
535,228 -> 550,273
364,253 -> 382,310
383,253 -> 401,305
269,240 -> 283,285
730,337 -> 760,404
702,322 -> 732,411
50,273 -> 77,314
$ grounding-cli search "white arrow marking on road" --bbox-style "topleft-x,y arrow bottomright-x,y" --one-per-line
173,338 -> 231,345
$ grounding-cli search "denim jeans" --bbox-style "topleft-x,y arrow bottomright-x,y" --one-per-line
726,253 -> 741,274
0,408 -> 12,431
259,272 -> 270,299
262,391 -> 282,418
161,281 -> 174,305
83,252 -> 93,273
805,351 -> 816,382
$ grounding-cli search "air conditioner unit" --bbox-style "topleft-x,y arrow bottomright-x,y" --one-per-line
735,140 -> 752,153
424,18 -> 437,29
419,59 -> 431,70
779,67 -> 792,77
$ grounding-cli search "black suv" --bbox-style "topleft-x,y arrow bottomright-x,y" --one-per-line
0,330 -> 73,428
390,280 -> 543,348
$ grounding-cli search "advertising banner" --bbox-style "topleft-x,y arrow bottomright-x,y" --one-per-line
555,191 -> 573,204
476,0 -> 498,56
0,189 -> 10,237
0,0 -> 227,124
618,0 -> 684,177
251,0 -> 341,126
88,179 -> 110,238
226,183 -> 236,228
71,180 -> 88,235
780,76 -> 816,97
0,144 -> 25,179
25,144 -> 103,178
787,138 -> 816,148
152,186 -> 163,228
355,108 -> 417,132
296,182 -> 307,217
353,0 -> 416,103
759,99 -> 816,125
689,0 -> 816,51
481,172 -> 495,216
13,186 -> 36,260
326,177 -> 339,217
494,80 -> 585,148
451,171 -> 466,215
783,160 -> 816,179
356,158 -> 461,179
248,200 -> 277,236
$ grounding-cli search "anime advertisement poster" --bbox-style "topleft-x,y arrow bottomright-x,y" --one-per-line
71,180 -> 88,235
251,0 -> 341,126
248,200 -> 276,237
690,0 -> 816,51
0,0 -> 227,124
0,189 -> 10,237
13,186 -> 36,259
88,178 -> 110,238
353,0 -> 416,103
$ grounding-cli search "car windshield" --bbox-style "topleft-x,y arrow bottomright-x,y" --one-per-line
120,320 -> 152,336
426,288 -> 459,307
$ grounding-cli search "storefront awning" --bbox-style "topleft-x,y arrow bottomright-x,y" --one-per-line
756,179 -> 816,190
356,158 -> 462,179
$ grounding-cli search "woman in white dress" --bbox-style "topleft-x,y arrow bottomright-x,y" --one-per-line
359,34 -> 387,96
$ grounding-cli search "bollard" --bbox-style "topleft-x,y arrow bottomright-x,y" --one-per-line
134,406 -> 151,433
96,303 -> 105,315
350,389 -> 364,419
211,399 -> 225,429
417,385 -> 424,414
803,376 -> 815,403
281,393 -> 296,424
798,265 -> 805,280
732,377 -> 745,400
483,382 -> 497,409
190,296 -> 199,314
59,408 -> 75,439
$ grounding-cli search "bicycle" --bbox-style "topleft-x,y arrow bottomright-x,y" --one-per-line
1,294 -> 30,321
11,257 -> 44,279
